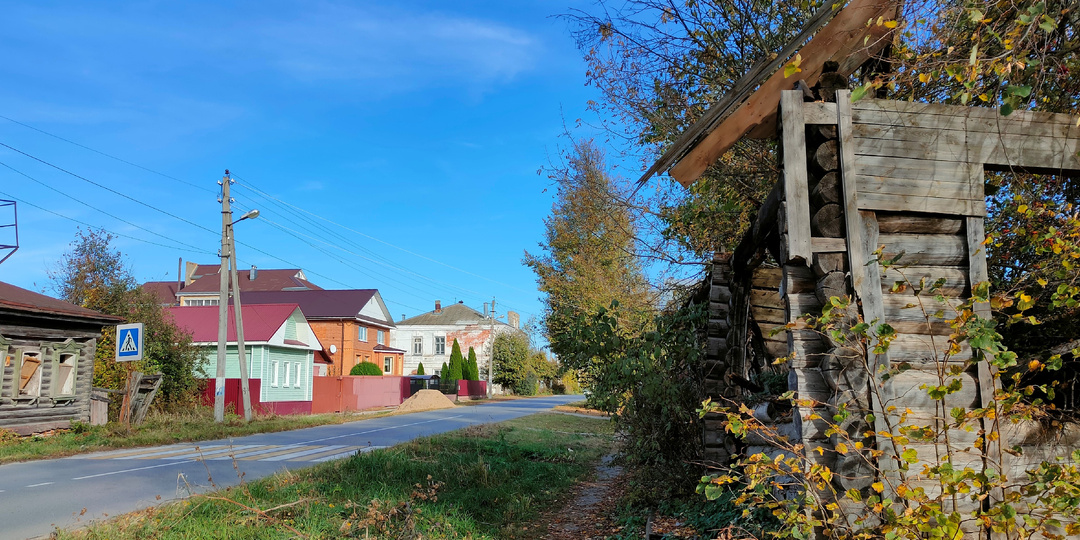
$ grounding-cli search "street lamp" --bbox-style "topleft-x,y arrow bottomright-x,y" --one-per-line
214,171 -> 260,423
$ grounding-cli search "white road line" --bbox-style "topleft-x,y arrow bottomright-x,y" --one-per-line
114,445 -> 228,460
261,445 -> 347,462
162,444 -> 262,460
26,482 -> 54,488
210,445 -> 289,460
72,459 -> 195,481
301,415 -> 465,445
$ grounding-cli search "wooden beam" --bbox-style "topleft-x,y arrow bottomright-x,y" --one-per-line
668,0 -> 899,186
781,91 -> 812,264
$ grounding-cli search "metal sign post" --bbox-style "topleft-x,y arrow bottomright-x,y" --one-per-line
115,323 -> 144,362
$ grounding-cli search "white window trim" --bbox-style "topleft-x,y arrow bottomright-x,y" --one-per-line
412,336 -> 422,355
358,326 -> 368,341
383,356 -> 392,374
377,330 -> 384,345
283,361 -> 291,387
294,363 -> 302,388
270,360 -> 279,387
434,336 -> 446,356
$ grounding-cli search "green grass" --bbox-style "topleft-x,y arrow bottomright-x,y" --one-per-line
62,413 -> 617,539
0,407 -> 370,464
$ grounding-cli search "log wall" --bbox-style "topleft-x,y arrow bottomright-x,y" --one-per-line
702,91 -> 1080,538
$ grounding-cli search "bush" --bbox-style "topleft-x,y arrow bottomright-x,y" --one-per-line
465,347 -> 480,381
349,362 -> 382,376
416,362 -> 425,375
521,370 -> 539,396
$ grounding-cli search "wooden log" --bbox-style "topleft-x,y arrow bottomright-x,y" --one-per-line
744,420 -> 800,446
709,318 -> 731,336
751,289 -> 782,309
880,265 -> 968,297
812,252 -> 848,275
811,171 -> 842,206
835,450 -> 876,490
782,264 -> 817,295
710,301 -> 730,320
751,305 -> 787,324
708,337 -> 728,358
814,139 -> 839,172
815,271 -> 848,305
789,337 -> 828,368
875,213 -> 964,235
811,203 -> 845,238
751,266 -> 783,289
791,368 -> 831,402
803,102 -> 838,125
710,285 -> 732,304
797,404 -> 834,441
786,292 -> 823,319
821,346 -> 869,392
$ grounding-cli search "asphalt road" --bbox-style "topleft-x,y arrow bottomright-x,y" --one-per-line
0,394 -> 584,540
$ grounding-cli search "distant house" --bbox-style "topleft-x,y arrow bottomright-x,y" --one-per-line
242,289 -> 405,377
391,300 -> 519,377
165,303 -> 321,415
142,261 -> 321,307
0,281 -> 121,434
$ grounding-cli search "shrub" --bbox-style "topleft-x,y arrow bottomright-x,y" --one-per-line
465,347 -> 480,381
349,362 -> 382,376
521,369 -> 539,396
416,362 -> 425,375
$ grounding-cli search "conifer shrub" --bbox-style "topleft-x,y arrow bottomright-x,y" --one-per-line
416,362 -> 425,375
349,362 -> 383,376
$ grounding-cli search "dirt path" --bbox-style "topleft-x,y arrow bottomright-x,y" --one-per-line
531,454 -> 627,539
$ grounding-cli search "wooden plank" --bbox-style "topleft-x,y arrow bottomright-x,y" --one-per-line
853,98 -> 1080,134
853,153 -> 974,180
877,233 -> 968,266
667,0 -> 900,186
857,192 -> 986,216
880,265 -> 968,296
882,294 -> 960,322
856,174 -> 981,201
811,237 -> 846,253
857,130 -> 1080,170
751,289 -> 782,309
803,101 -> 838,125
876,213 -> 964,235
751,266 -> 783,289
781,91 -> 812,263
751,305 -> 787,324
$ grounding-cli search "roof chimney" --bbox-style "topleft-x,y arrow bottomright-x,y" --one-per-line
249,265 -> 258,281
401,313 -> 406,322
434,300 -> 442,313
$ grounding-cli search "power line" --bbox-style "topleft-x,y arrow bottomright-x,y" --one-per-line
0,160 -> 209,254
0,189 -> 213,255
0,114 -> 217,195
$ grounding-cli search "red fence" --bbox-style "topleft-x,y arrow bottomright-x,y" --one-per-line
458,380 -> 487,398
201,379 -> 312,416
311,376 -> 409,413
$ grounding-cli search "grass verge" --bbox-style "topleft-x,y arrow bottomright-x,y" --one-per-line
61,412 -> 616,539
0,407 -> 372,464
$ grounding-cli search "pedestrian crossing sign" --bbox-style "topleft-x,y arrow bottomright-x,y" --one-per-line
115,323 -> 144,362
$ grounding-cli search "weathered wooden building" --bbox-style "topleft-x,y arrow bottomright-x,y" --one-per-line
642,0 -> 1080,536
0,281 -> 120,434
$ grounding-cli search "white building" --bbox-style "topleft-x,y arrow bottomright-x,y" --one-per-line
391,300 -> 519,377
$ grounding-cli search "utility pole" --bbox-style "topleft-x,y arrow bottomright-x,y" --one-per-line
214,174 -> 231,423
487,297 -> 495,398
214,171 -> 254,423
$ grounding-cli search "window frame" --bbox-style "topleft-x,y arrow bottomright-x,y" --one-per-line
294,363 -> 302,388
377,330 -> 385,345
383,356 -> 393,374
358,326 -> 368,342
412,336 -> 422,355
270,360 -> 280,387
434,336 -> 446,356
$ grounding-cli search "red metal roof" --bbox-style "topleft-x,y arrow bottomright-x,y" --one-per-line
241,289 -> 388,323
141,281 -> 179,305
179,269 -> 322,295
0,281 -> 122,323
165,303 -> 302,343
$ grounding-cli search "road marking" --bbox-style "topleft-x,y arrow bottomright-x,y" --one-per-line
238,445 -> 317,460
159,445 -> 263,460
301,415 -> 465,445
209,445 -> 284,460
262,445 -> 348,462
89,445 -> 227,460
26,482 -> 54,488
73,459 -> 194,481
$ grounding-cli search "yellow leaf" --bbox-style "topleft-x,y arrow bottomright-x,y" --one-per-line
872,481 -> 884,493
1037,278 -> 1048,286
884,19 -> 898,28
835,442 -> 849,454
1018,204 -> 1028,213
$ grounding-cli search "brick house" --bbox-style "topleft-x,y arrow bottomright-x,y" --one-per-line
391,300 -> 519,377
142,261 -> 321,307
242,289 -> 404,377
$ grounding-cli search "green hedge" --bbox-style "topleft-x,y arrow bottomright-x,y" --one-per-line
349,362 -> 383,376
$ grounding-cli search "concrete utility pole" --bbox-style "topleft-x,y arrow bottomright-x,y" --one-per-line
214,171 -> 256,423
487,297 -> 495,398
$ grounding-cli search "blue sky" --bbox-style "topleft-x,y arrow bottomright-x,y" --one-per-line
0,1 -> 602,326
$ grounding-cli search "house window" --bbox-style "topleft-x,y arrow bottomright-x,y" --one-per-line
284,361 -> 291,387
377,330 -> 385,344
271,360 -> 280,387
434,336 -> 446,355
383,356 -> 393,374
185,298 -> 219,306
358,327 -> 368,341
412,336 -> 422,355
19,351 -> 42,397
294,363 -> 302,388
56,353 -> 77,396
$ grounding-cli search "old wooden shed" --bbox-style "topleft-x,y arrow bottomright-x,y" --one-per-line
0,281 -> 120,434
643,0 -> 1080,536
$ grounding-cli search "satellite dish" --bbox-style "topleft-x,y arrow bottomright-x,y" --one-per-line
329,344 -> 337,354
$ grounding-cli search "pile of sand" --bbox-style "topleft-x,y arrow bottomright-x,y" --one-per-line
396,390 -> 457,413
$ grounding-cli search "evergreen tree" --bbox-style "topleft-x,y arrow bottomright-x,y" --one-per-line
446,339 -> 464,381
465,347 -> 480,381
416,362 -> 425,375
440,362 -> 448,376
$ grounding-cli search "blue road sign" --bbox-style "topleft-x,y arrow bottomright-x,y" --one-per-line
115,323 -> 144,362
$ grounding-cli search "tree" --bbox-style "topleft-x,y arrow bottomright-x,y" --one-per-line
491,331 -> 530,393
350,362 -> 382,376
440,362 -> 448,377
524,140 -> 653,364
444,339 -> 464,390
49,229 -> 204,410
416,362 -> 425,375
465,347 -> 479,381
